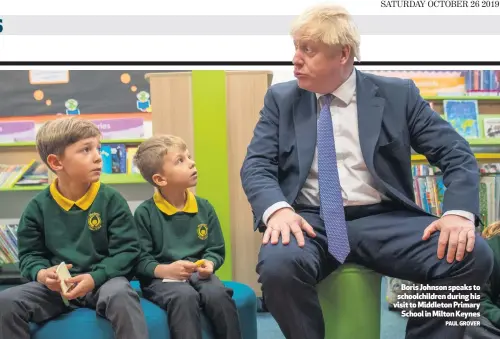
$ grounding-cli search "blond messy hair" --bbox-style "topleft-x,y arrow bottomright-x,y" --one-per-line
483,221 -> 500,239
36,116 -> 101,172
134,134 -> 187,186
291,4 -> 361,61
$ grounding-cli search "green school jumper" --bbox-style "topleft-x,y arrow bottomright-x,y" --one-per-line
134,190 -> 225,281
17,180 -> 141,288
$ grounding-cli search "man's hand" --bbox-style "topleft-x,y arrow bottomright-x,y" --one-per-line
197,260 -> 214,280
422,214 -> 476,263
263,208 -> 316,247
37,264 -> 73,292
62,273 -> 95,300
155,261 -> 198,280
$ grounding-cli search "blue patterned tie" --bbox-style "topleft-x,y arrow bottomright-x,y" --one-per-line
317,94 -> 350,263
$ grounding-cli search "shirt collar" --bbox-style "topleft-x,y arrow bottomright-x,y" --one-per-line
50,179 -> 100,211
315,69 -> 356,105
153,189 -> 198,215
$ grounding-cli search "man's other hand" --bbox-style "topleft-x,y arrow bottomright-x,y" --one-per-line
422,214 -> 475,263
263,208 -> 316,247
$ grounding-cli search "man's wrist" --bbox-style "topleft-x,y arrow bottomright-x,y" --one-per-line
263,201 -> 294,226
442,210 -> 475,223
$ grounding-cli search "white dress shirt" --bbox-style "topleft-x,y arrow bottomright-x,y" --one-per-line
262,70 -> 474,225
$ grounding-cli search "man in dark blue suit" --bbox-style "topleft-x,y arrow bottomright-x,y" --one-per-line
240,4 -> 493,339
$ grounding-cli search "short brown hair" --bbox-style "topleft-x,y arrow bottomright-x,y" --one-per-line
36,117 -> 101,171
134,134 -> 187,186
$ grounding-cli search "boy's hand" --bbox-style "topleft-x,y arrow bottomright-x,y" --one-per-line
37,264 -> 73,292
62,273 -> 95,300
197,260 -> 214,280
156,261 -> 197,280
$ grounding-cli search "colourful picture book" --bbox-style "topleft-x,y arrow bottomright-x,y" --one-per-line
443,100 -> 480,138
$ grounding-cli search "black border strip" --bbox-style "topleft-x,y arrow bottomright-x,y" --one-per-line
0,61 -> 500,66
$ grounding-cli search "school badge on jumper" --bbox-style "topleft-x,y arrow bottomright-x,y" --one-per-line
197,224 -> 208,240
87,212 -> 102,231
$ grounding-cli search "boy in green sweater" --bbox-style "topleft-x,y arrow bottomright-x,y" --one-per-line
464,221 -> 500,338
0,117 -> 148,339
133,134 -> 241,339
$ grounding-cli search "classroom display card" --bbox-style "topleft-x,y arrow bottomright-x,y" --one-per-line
91,118 -> 144,139
0,121 -> 36,143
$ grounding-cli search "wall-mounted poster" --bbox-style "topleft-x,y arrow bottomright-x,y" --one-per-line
0,70 -> 185,118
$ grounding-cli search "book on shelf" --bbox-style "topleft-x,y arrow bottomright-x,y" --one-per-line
443,99 -> 480,139
0,224 -> 18,265
484,118 -> 500,139
0,160 -> 48,189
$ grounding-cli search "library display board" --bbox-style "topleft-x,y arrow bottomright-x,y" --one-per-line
0,70 -> 184,118
1,69 -> 500,296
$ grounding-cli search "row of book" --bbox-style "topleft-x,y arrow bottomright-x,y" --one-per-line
413,164 -> 500,226
464,70 -> 500,97
412,163 -> 500,177
0,225 -> 18,265
101,143 -> 139,174
0,145 -> 140,189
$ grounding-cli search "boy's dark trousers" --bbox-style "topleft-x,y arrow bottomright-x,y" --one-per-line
142,273 -> 242,339
0,276 -> 148,339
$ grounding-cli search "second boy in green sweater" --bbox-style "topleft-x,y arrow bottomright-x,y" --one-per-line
133,134 -> 241,339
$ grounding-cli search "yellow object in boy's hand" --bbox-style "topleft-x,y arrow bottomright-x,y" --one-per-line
195,259 -> 205,267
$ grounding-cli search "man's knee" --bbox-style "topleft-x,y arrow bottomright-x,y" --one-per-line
257,242 -> 318,287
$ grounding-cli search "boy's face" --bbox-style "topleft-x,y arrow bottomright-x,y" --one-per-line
47,137 -> 102,184
154,147 -> 197,189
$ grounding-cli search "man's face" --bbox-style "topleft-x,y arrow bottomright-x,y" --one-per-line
292,37 -> 348,94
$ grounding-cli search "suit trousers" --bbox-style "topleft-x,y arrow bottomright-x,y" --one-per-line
256,202 -> 494,339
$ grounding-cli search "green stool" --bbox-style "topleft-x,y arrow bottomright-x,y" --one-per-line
317,264 -> 382,339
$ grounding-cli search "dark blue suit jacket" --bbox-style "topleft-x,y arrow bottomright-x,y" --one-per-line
240,69 -> 480,231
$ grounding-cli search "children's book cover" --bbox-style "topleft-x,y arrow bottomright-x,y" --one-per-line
443,100 -> 480,138
101,145 -> 113,174
111,144 -> 127,174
